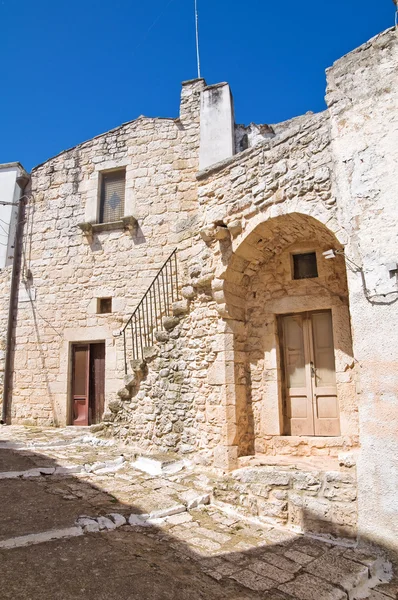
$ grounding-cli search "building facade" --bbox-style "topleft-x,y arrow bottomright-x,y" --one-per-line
0,28 -> 397,553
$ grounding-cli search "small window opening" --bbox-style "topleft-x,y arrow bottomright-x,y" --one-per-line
100,169 -> 125,223
293,252 -> 318,280
97,298 -> 112,314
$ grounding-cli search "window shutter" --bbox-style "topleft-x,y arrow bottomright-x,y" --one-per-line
100,170 -> 125,223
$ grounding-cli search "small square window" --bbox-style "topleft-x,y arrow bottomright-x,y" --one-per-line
99,170 -> 125,223
293,252 -> 318,280
97,298 -> 112,314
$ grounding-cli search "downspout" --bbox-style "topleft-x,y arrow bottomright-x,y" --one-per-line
1,174 -> 30,424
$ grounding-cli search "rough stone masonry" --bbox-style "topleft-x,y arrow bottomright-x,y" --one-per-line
0,28 -> 397,555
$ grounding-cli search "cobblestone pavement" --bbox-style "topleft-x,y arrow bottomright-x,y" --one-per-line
0,426 -> 396,600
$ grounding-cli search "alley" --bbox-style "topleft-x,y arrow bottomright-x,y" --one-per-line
0,426 -> 396,600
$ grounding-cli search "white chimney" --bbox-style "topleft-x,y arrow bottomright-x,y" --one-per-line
199,83 -> 235,170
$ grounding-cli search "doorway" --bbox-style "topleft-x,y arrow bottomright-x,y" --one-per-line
71,343 -> 105,426
279,310 -> 340,436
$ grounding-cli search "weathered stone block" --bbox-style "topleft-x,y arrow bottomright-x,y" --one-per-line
162,316 -> 180,331
235,467 -> 291,487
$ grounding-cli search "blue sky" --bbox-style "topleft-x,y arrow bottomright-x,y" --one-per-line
0,1 -> 393,171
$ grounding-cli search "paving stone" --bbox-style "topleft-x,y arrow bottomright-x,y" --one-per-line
262,594 -> 294,600
289,538 -> 331,558
284,549 -> 314,566
279,573 -> 347,600
194,527 -> 231,544
342,548 -> 387,578
149,504 -> 186,519
166,512 -> 193,525
249,559 -> 295,584
212,562 -> 237,577
257,551 -> 302,574
305,552 -> 369,593
372,582 -> 398,598
229,568 -> 276,592
188,537 -> 222,552
366,592 -> 395,600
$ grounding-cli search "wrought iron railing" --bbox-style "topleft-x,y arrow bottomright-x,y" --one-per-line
122,249 -> 179,372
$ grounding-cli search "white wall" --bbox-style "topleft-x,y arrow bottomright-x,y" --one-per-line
0,164 -> 23,269
199,83 -> 235,170
327,28 -> 398,553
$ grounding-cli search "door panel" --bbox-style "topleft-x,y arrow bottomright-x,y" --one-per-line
280,310 -> 340,437
90,343 -> 105,425
311,312 -> 336,387
310,312 -> 340,436
71,342 -> 105,426
281,315 -> 314,435
72,345 -> 89,426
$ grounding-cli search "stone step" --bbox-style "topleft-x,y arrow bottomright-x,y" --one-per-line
132,453 -> 189,476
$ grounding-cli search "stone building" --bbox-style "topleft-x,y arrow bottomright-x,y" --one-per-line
0,28 -> 397,554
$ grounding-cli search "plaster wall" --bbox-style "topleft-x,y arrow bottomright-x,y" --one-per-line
326,28 -> 398,552
0,164 -> 21,268
199,83 -> 235,170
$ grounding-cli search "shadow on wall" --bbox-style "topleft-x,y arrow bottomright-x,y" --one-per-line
0,441 -> 395,600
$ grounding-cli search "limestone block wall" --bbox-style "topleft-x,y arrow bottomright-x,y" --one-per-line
214,461 -> 357,541
326,28 -> 398,552
197,110 -> 338,237
246,243 -> 358,451
194,108 -> 358,465
4,79 -> 207,426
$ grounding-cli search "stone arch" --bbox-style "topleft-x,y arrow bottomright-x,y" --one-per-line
211,213 -> 358,468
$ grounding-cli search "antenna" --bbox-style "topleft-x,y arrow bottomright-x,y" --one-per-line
394,0 -> 398,28
195,0 -> 202,79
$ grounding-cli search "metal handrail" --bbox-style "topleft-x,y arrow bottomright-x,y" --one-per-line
122,248 -> 179,372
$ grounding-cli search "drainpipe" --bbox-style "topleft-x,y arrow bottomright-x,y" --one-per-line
1,173 -> 30,424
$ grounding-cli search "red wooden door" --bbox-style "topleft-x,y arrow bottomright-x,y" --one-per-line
72,345 -> 90,426
89,343 -> 105,424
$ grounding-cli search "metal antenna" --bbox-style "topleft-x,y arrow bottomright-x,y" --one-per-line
393,0 -> 398,28
195,0 -> 202,78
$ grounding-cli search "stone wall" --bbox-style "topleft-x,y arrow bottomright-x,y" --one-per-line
193,107 -> 359,465
0,78 -> 207,426
1,26 -> 397,554
107,294 -> 223,461
214,459 -> 357,541
326,28 -> 398,552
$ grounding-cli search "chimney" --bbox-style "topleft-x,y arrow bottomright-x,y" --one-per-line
199,82 -> 235,170
179,78 -> 206,124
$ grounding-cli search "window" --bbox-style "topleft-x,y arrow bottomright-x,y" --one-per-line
292,252 -> 318,280
99,170 -> 125,223
97,298 -> 112,314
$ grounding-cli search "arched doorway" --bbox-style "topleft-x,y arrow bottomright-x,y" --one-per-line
214,213 -> 358,460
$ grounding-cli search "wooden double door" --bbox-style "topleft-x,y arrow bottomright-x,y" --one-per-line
71,343 -> 105,426
279,310 -> 340,436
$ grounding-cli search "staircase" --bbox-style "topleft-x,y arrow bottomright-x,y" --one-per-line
122,249 -> 180,373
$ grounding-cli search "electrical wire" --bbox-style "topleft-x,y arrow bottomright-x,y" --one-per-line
335,249 -> 398,305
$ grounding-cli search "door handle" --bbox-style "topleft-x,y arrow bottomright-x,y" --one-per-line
310,362 -> 316,378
